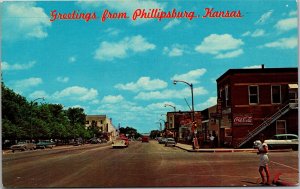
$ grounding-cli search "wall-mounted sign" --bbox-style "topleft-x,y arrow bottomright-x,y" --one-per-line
233,114 -> 253,125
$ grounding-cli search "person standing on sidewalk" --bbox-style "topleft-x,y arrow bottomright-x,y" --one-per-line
257,134 -> 270,185
209,134 -> 215,148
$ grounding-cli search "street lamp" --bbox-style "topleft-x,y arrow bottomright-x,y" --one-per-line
173,80 -> 194,119
164,103 -> 176,112
30,97 -> 45,141
173,80 -> 198,149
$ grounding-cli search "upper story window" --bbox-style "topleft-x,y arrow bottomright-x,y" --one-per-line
272,85 -> 281,104
225,85 -> 229,107
249,85 -> 259,104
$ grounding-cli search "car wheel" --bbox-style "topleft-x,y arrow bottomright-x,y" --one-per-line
12,150 -> 15,153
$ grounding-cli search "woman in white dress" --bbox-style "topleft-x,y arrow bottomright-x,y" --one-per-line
257,134 -> 270,185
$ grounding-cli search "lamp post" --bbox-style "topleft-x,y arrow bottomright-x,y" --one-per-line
173,80 -> 199,149
164,103 -> 176,112
173,80 -> 194,120
30,97 -> 45,141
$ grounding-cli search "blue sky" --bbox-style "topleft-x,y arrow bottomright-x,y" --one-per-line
2,0 -> 298,133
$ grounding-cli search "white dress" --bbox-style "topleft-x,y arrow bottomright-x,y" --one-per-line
258,142 -> 269,167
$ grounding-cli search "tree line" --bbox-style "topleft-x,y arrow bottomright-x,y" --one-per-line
2,83 -> 101,145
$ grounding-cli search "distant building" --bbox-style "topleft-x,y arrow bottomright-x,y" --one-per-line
216,66 -> 298,148
201,105 -> 220,145
85,115 -> 117,141
166,111 -> 202,143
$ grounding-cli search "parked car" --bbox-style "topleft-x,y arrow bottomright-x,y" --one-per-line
165,138 -> 176,147
89,138 -> 102,144
10,141 -> 36,152
158,137 -> 167,144
112,137 -> 129,148
36,140 -> 56,149
142,136 -> 149,143
254,134 -> 298,150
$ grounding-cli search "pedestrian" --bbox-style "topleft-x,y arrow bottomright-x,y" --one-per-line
257,134 -> 270,185
209,134 -> 215,148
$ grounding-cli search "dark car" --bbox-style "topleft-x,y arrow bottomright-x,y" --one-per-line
36,140 -> 56,149
165,138 -> 176,147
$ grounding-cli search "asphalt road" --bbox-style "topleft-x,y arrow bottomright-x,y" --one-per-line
2,141 -> 299,187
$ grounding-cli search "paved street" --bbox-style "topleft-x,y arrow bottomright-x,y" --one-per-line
2,141 -> 299,187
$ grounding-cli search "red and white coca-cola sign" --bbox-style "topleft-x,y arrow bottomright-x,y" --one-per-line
233,114 -> 253,125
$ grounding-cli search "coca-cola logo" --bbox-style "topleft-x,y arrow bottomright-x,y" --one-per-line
233,115 -> 253,125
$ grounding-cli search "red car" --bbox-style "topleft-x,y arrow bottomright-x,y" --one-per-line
142,136 -> 149,143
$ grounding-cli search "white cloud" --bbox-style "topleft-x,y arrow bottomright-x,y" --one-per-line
171,69 -> 207,84
2,61 -> 36,71
163,19 -> 181,30
262,36 -> 297,49
115,77 -> 167,92
255,10 -> 273,25
195,34 -> 244,59
68,56 -> 77,63
215,49 -> 244,59
251,29 -> 265,37
243,65 -> 264,69
56,76 -> 69,83
289,10 -> 297,17
3,2 -> 51,41
94,35 -> 155,61
11,77 -> 43,94
134,87 -> 208,100
275,17 -> 297,32
53,86 -> 98,101
102,95 -> 124,104
104,28 -> 121,36
242,29 -> 265,38
29,90 -> 49,99
242,31 -> 251,37
163,44 -> 187,57
198,97 -> 217,109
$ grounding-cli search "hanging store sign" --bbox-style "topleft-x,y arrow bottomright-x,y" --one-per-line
233,114 -> 253,125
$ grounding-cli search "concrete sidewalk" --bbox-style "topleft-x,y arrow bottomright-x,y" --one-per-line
175,143 -> 293,153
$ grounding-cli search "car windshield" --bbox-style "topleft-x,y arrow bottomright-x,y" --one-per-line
167,138 -> 175,141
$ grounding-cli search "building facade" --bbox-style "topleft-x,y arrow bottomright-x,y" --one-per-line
166,111 -> 202,143
85,115 -> 117,141
216,66 -> 298,147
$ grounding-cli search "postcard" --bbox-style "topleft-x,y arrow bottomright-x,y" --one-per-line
2,0 -> 298,187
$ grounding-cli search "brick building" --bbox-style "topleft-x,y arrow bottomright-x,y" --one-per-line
166,111 -> 202,143
216,66 -> 298,148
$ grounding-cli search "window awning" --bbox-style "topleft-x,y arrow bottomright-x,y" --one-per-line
288,84 -> 298,89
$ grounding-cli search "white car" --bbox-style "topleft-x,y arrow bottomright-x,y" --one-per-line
254,134 -> 298,150
112,138 -> 129,148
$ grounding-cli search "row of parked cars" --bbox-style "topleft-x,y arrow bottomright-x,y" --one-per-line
10,137 -> 109,152
10,140 -> 56,152
157,137 -> 176,147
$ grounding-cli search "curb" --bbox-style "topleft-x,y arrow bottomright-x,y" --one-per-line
175,145 -> 295,153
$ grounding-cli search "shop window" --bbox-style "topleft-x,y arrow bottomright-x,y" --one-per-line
272,85 -> 281,104
276,120 -> 286,134
249,86 -> 259,104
